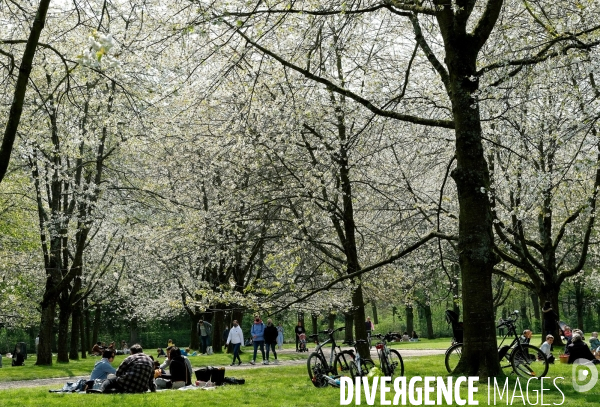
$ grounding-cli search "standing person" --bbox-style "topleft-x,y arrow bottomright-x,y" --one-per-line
250,316 -> 266,365
100,344 -> 156,393
226,320 -> 244,366
264,319 -> 278,364
35,333 -> 40,355
497,317 -> 505,337
294,321 -> 305,352
365,317 -> 375,345
277,323 -> 284,350
542,301 -> 557,338
197,320 -> 213,355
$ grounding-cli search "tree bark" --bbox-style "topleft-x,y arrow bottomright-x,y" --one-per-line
92,304 -> 101,347
406,306 -> 414,335
422,304 -> 434,339
574,281 -> 585,330
371,302 -> 379,325
69,302 -> 81,360
0,0 -> 51,184
344,312 -> 354,343
311,314 -> 318,336
328,312 -> 336,330
56,297 -> 71,363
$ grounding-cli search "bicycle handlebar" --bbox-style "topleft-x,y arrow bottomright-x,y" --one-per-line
497,311 -> 520,328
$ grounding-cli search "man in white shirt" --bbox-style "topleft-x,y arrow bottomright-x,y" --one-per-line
226,320 -> 244,366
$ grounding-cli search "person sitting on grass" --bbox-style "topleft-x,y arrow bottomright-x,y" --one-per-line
11,346 -> 24,366
100,344 -> 156,393
589,332 -> 600,353
539,335 -> 555,364
90,350 -> 117,380
160,345 -> 193,381
520,329 -> 532,344
168,347 -> 191,388
157,347 -> 166,357
567,333 -> 600,365
91,342 -> 103,356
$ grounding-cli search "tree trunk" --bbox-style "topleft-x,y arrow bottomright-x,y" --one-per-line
84,301 -> 91,355
311,313 -> 319,336
352,284 -> 369,358
0,0 -> 51,184
56,298 -> 71,363
212,307 -> 225,353
190,313 -> 201,350
92,304 -> 101,347
130,317 -> 139,345
574,281 -> 585,330
69,303 -> 80,360
422,304 -> 434,339
538,286 -> 564,346
328,312 -> 336,330
344,312 -> 354,343
530,293 -> 540,332
79,303 -> 87,359
36,301 -> 57,365
371,302 -> 379,325
405,306 -> 414,335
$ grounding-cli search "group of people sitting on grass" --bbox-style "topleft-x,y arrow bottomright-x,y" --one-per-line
522,327 -> 600,365
87,343 -> 195,393
90,340 -> 129,356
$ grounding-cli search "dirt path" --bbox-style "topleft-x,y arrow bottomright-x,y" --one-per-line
0,348 -> 445,391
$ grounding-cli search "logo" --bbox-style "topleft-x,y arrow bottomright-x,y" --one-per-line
571,358 -> 598,392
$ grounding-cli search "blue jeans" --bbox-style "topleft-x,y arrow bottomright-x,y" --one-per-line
200,335 -> 210,353
232,343 -> 241,364
253,340 -> 265,361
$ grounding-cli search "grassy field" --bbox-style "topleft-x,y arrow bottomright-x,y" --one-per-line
1,350 -> 599,406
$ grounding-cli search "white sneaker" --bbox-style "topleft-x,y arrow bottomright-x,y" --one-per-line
263,360 -> 269,365
249,360 -> 255,365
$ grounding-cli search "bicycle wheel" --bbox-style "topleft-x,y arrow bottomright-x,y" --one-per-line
386,349 -> 404,378
334,350 -> 354,376
307,352 -> 328,387
350,358 -> 376,379
509,344 -> 549,379
445,343 -> 463,373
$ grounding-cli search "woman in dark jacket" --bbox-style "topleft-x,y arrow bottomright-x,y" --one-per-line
169,347 -> 191,387
567,333 -> 600,365
264,318 -> 279,364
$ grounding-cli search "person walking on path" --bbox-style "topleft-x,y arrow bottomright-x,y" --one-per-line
264,319 -> 279,364
226,320 -> 244,366
277,323 -> 284,350
197,319 -> 213,355
250,316 -> 266,365
294,321 -> 305,352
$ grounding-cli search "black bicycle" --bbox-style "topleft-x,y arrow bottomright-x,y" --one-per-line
445,311 -> 549,379
307,327 -> 353,387
374,333 -> 405,378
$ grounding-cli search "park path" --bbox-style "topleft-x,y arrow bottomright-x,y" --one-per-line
0,348 -> 445,391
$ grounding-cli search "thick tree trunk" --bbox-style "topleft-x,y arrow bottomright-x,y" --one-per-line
212,307 -> 225,353
448,57 -> 500,377
352,285 -> 369,358
69,303 -> 80,360
56,297 -> 71,363
405,306 -> 414,335
311,314 -> 318,336
36,301 -> 57,365
344,312 -> 354,343
190,313 -> 201,350
328,312 -> 336,330
422,304 -> 434,339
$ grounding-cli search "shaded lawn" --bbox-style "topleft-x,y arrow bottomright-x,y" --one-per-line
0,355 -> 598,406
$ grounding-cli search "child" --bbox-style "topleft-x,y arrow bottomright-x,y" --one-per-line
590,332 -> 600,353
539,335 -> 555,364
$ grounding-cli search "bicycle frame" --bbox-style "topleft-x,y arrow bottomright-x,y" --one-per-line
311,327 -> 345,373
497,312 -> 530,365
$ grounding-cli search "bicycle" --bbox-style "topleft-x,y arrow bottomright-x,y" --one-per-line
346,339 -> 375,379
445,311 -> 549,379
374,333 -> 405,378
307,326 -> 354,387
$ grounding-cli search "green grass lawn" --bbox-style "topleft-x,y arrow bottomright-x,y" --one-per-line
1,353 -> 599,406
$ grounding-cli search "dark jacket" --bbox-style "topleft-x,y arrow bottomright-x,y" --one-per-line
170,358 -> 190,385
567,341 -> 599,364
264,324 -> 278,344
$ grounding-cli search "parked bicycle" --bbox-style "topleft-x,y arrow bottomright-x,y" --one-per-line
445,310 -> 549,379
307,327 -> 353,387
374,333 -> 405,378
346,339 -> 375,379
